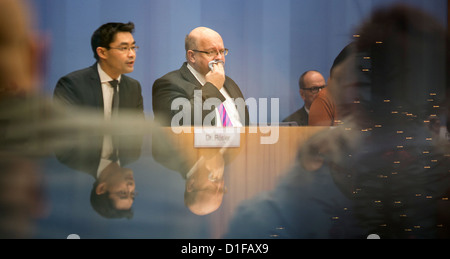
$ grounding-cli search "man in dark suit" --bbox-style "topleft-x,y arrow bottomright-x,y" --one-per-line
152,27 -> 249,127
283,70 -> 326,126
53,22 -> 144,218
54,22 -> 143,115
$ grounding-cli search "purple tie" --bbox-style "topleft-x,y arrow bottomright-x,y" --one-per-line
219,103 -> 232,127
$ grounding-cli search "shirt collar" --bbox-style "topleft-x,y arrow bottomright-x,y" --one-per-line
187,63 -> 206,86
97,63 -> 121,84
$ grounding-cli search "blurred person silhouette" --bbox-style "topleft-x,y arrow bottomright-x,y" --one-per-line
308,87 -> 335,126
226,4 -> 449,239
308,43 -> 354,126
283,70 -> 326,126
0,0 -> 48,238
152,27 -> 249,127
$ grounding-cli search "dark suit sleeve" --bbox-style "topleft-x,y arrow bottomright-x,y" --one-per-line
53,66 -> 103,109
53,76 -> 82,105
135,81 -> 144,112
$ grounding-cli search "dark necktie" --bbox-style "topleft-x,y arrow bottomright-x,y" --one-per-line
109,80 -> 119,117
109,80 -> 119,161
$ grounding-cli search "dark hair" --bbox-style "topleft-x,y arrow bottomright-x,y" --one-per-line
91,22 -> 135,61
90,181 -> 134,219
330,42 -> 354,76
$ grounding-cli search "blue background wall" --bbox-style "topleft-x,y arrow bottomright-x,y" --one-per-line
32,0 -> 448,123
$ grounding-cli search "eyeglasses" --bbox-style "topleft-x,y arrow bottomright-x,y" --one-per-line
192,48 -> 228,57
107,46 -> 139,53
301,85 -> 326,94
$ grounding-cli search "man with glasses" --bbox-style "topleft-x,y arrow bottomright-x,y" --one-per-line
283,70 -> 326,126
54,22 -> 143,114
53,22 -> 144,218
152,26 -> 249,127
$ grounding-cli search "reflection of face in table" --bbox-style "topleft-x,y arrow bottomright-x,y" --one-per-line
185,151 -> 226,215
94,161 -> 136,213
52,111 -> 144,220
152,126 -> 328,236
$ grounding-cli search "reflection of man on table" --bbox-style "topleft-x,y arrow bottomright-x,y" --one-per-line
54,124 -> 139,219
151,127 -> 239,215
184,151 -> 226,215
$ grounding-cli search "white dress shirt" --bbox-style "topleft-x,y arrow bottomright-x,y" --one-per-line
187,63 -> 242,127
97,63 -> 122,176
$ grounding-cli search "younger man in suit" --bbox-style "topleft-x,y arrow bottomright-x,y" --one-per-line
54,22 -> 143,115
53,22 -> 144,217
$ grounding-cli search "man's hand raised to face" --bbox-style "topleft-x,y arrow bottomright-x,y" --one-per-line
205,62 -> 225,90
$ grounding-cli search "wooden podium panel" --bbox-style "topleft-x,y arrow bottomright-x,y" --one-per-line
157,126 -> 328,238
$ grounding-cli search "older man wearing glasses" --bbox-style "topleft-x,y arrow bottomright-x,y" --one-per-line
283,70 -> 326,126
152,26 -> 249,127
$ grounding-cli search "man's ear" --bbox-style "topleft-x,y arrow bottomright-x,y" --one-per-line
186,50 -> 195,63
299,89 -> 305,100
96,47 -> 108,60
185,177 -> 195,193
95,182 -> 107,195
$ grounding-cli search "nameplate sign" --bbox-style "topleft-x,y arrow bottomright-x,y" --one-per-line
194,127 -> 240,148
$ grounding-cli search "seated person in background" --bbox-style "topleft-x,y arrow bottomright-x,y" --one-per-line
283,70 -> 326,126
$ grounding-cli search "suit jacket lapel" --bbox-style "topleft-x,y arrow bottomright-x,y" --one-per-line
118,77 -> 126,108
90,63 -> 104,109
223,79 -> 239,99
180,62 -> 203,90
